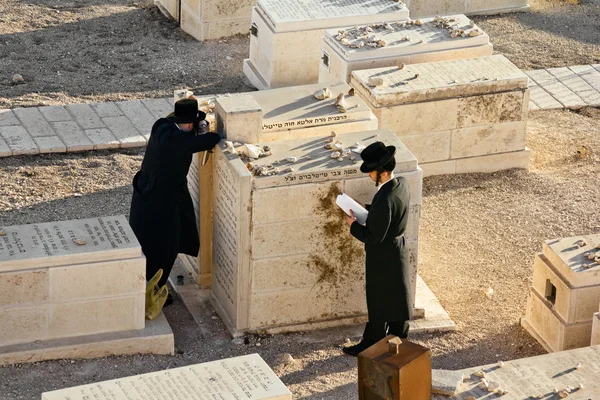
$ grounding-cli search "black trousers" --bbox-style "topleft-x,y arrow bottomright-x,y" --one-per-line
363,320 -> 410,344
146,254 -> 177,288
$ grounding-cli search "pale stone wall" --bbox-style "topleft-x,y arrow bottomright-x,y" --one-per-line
592,312 -> 600,346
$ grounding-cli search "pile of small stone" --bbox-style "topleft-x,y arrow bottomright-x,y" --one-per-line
323,131 -> 363,163
432,16 -> 483,38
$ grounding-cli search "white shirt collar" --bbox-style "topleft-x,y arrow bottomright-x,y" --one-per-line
377,173 -> 395,192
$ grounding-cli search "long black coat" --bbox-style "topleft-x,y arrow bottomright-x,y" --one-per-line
129,118 -> 221,281
350,177 -> 412,323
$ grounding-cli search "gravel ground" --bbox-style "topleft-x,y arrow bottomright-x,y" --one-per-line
1,108 -> 600,399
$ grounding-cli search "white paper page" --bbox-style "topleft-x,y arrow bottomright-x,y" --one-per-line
336,193 -> 368,225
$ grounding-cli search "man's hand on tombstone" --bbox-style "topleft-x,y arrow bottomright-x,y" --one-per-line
345,209 -> 357,227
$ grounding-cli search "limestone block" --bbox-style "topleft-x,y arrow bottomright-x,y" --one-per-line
451,121 -> 527,159
542,236 -> 600,288
0,109 -> 19,126
216,94 -> 263,144
0,125 -> 39,155
141,98 -> 172,120
406,0 -> 467,17
84,128 -> 120,150
252,183 -> 332,224
592,312 -> 600,346
50,121 -> 94,152
0,307 -> 47,346
48,258 -> 145,302
117,100 -> 156,141
39,106 -> 72,122
180,4 -> 204,40
91,102 -> 123,118
420,160 -> 457,177
531,253 -> 573,323
155,0 -> 178,19
522,88 -> 531,121
341,168 -> 423,208
454,148 -> 530,174
465,0 -> 531,14
408,44 -> 494,64
252,254 -> 322,291
457,91 -> 525,128
33,136 -> 67,153
65,104 -> 105,130
0,269 -> 48,307
432,369 -> 464,396
252,219 -> 322,259
101,116 -> 146,148
272,57 -> 320,88
48,295 -> 144,340
573,286 -> 600,324
376,99 -> 458,136
13,107 -> 56,137
396,130 -> 452,164
181,0 -> 201,16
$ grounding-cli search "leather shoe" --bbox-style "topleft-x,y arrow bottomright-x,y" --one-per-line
163,293 -> 174,308
342,340 -> 374,357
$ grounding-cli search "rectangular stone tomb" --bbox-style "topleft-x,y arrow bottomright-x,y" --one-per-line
216,82 -> 378,144
350,55 -> 531,176
319,14 -> 493,84
432,345 -> 600,400
0,216 -> 172,363
522,235 -> 600,352
405,0 -> 530,19
243,0 -> 409,90
155,0 -> 256,41
42,353 -> 292,400
209,128 -> 423,335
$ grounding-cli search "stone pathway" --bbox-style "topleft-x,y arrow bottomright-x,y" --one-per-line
526,64 -> 600,110
1,64 -> 599,158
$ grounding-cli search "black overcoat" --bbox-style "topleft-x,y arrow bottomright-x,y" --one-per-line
350,177 -> 412,323
129,118 -> 221,280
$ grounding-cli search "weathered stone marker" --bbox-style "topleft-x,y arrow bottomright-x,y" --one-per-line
0,215 -> 174,365
358,335 -> 432,399
522,235 -> 600,352
42,353 -> 292,400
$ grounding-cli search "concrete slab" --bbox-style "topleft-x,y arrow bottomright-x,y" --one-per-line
13,107 -> 56,138
0,313 -> 174,366
117,100 -> 156,141
141,98 -> 173,120
526,69 -> 585,109
0,109 -> 19,126
91,102 -> 124,118
569,64 -> 600,92
432,369 -> 464,396
50,121 -> 94,152
0,136 -> 12,157
33,136 -> 67,153
528,84 -> 563,110
39,106 -> 73,122
84,128 -> 120,150
0,125 -> 39,155
65,104 -> 106,129
101,116 -> 146,148
529,101 -> 539,110
548,67 -> 600,106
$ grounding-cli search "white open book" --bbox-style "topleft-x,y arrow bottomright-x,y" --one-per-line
336,193 -> 369,225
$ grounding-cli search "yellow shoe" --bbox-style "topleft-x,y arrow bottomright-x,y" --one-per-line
145,269 -> 163,309
146,285 -> 169,321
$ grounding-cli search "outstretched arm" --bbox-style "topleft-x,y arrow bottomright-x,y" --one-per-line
350,199 -> 392,244
173,130 -> 222,153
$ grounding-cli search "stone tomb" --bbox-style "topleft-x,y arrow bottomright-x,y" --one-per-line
243,0 -> 409,90
432,345 -> 600,399
154,0 -> 256,41
319,14 -> 493,85
405,0 -> 529,19
209,129 -> 423,335
522,235 -> 600,352
42,353 -> 292,400
592,306 -> 600,346
0,215 -> 174,365
351,55 -> 531,177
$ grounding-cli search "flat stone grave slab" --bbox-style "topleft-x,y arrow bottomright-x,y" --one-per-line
542,235 -> 600,287
42,353 -> 292,400
432,345 -> 600,399
257,0 -> 408,33
0,215 -> 140,273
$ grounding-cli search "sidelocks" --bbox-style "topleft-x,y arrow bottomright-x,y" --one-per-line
145,269 -> 169,320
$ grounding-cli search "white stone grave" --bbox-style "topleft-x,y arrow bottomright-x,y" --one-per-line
432,345 -> 600,399
209,129 -> 423,335
243,0 -> 409,90
0,215 -> 174,365
42,353 -> 292,400
522,235 -> 600,352
351,55 -> 531,176
406,0 -> 529,19
155,0 -> 256,41
319,14 -> 493,84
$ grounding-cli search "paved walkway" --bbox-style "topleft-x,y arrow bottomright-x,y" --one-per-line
1,64 -> 599,158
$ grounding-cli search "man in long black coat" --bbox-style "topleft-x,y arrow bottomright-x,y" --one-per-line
343,141 -> 412,357
129,99 -> 221,305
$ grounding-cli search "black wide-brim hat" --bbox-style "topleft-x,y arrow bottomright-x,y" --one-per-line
167,98 -> 206,123
360,141 -> 396,173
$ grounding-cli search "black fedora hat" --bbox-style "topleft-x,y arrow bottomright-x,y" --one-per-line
360,141 -> 396,173
167,99 -> 206,123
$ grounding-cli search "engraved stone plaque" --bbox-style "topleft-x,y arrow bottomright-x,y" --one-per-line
42,353 -> 292,400
0,215 -> 141,273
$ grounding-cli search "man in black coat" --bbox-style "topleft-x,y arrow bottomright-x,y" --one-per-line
129,99 -> 221,306
343,141 -> 412,357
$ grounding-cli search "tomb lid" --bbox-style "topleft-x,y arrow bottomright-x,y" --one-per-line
541,235 -> 600,288
249,82 -> 373,134
256,0 -> 409,33
437,345 -> 600,399
351,55 -> 528,107
324,14 -> 490,62
0,215 -> 141,274
235,128 -> 418,189
42,353 -> 292,400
